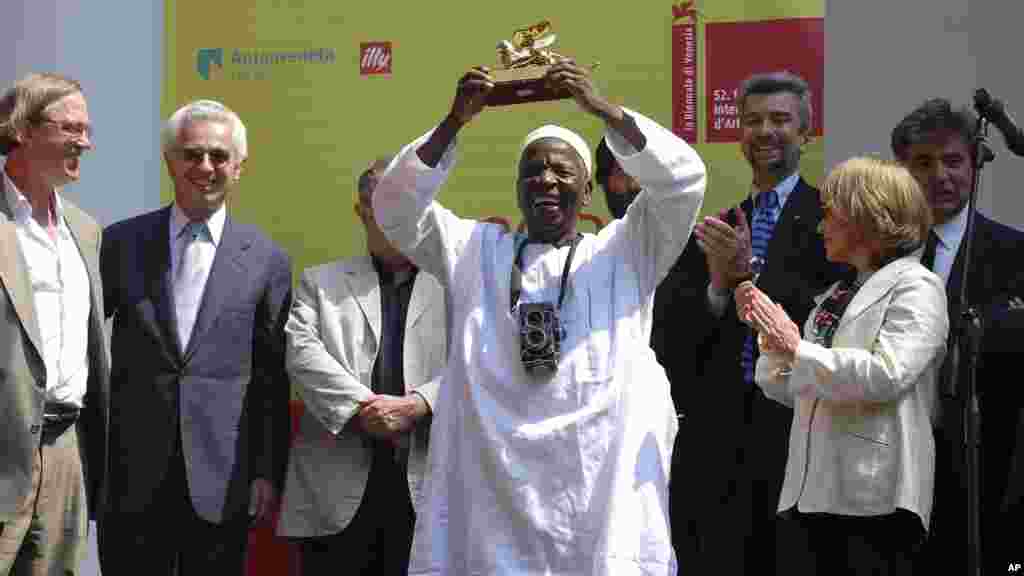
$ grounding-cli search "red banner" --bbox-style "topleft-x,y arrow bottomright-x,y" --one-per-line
671,5 -> 699,143
704,17 -> 824,143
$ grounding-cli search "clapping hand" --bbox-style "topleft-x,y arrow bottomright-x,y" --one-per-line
694,207 -> 753,292
734,280 -> 762,325
739,285 -> 801,360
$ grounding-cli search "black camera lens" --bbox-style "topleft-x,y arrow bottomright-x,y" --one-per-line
526,310 -> 545,326
526,329 -> 547,349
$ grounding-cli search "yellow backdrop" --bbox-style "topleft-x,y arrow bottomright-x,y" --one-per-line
164,0 -> 824,276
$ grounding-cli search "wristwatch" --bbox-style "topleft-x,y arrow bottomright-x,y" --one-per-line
734,271 -> 756,286
737,255 -> 765,287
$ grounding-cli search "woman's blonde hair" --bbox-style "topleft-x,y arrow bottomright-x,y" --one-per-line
820,156 -> 932,266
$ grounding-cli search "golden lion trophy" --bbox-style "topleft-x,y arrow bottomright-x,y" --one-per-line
486,21 -> 592,106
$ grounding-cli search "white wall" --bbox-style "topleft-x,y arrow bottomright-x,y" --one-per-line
1,0 -> 164,226
825,0 -> 1024,229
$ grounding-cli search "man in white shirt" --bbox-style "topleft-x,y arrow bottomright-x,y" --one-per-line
373,60 -> 706,575
0,72 -> 109,576
892,97 -> 1024,575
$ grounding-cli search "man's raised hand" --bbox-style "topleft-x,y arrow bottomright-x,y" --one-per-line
450,67 -> 494,126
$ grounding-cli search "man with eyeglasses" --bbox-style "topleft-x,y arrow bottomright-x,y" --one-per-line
0,72 -> 109,575
99,100 -> 292,574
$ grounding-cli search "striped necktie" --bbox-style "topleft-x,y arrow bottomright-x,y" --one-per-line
742,188 -> 779,384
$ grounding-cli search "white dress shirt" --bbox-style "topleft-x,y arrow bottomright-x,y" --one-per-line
4,172 -> 90,407
375,109 -> 706,575
169,202 -> 225,348
929,205 -> 968,285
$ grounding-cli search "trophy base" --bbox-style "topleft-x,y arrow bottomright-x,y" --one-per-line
486,65 -> 571,106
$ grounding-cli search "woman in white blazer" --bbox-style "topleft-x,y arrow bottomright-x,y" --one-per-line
736,157 -> 948,575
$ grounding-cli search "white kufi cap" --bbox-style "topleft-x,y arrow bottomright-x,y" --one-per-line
519,124 -> 592,177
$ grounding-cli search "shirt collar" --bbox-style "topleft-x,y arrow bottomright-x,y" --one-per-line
372,256 -> 417,286
752,171 -> 800,209
2,170 -> 27,221
3,168 -> 67,231
170,202 -> 226,246
933,204 -> 968,250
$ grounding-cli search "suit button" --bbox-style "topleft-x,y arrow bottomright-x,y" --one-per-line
30,424 -> 41,434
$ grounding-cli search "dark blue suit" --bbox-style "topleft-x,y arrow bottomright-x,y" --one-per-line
97,205 -> 292,574
923,212 -> 1024,575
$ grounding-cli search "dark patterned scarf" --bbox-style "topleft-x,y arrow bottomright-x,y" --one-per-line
810,278 -> 862,348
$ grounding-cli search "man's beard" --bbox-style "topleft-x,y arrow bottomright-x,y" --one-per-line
762,144 -> 801,181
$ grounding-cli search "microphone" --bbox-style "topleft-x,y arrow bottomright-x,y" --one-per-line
974,88 -> 1024,157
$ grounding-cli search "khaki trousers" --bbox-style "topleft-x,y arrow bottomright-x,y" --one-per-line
0,423 -> 87,576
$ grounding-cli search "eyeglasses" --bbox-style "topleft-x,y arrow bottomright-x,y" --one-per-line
178,147 -> 232,167
39,119 -> 94,140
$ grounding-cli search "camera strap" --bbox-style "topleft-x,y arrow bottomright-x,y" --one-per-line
510,232 -> 582,312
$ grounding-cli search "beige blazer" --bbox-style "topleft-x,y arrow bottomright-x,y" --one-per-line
756,255 -> 947,529
277,256 -> 446,537
0,180 -> 109,522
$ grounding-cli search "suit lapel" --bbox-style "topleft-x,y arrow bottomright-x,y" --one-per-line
0,211 -> 46,360
61,201 -> 101,317
62,201 -> 111,410
838,256 -> 917,328
0,179 -> 46,362
344,257 -> 381,343
759,177 -> 816,291
768,178 -> 813,254
406,271 -> 435,330
947,221 -> 970,334
61,201 -> 103,348
182,216 -> 249,362
146,207 -> 182,361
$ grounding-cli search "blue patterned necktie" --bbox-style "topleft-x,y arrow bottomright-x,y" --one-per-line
174,221 -> 210,351
742,188 -> 779,385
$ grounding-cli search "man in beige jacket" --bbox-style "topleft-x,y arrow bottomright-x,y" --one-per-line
0,72 -> 109,576
277,158 -> 446,575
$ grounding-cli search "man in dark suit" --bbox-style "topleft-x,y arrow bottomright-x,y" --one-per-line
0,72 -> 109,576
98,100 -> 292,574
891,98 -> 1024,575
659,71 -> 848,574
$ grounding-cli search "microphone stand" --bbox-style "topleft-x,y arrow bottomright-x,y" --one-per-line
955,116 -> 994,576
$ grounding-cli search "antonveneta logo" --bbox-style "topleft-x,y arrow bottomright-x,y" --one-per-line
359,42 -> 392,76
195,47 -> 337,81
196,48 -> 224,80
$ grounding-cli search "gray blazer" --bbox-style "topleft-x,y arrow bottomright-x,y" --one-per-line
277,256 -> 446,538
756,255 -> 948,529
0,179 -> 110,522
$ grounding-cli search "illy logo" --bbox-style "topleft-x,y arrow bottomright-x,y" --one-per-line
360,42 -> 392,75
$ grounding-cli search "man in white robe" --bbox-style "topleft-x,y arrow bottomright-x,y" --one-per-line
373,61 -> 707,576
